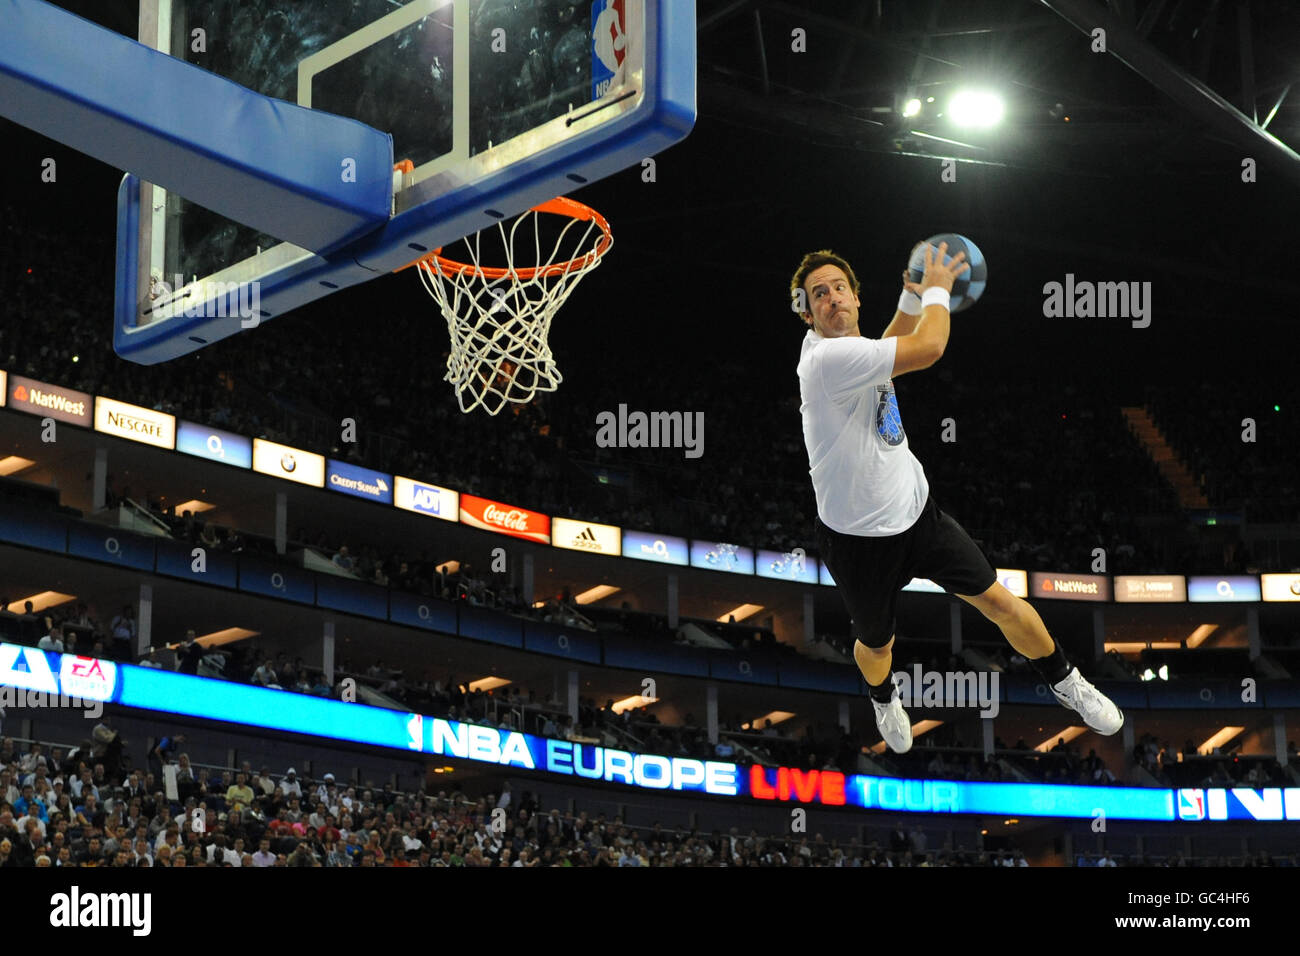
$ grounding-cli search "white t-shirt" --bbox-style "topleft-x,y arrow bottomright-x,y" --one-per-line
797,330 -> 928,536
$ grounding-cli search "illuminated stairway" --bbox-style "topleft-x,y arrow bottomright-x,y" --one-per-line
1121,407 -> 1210,510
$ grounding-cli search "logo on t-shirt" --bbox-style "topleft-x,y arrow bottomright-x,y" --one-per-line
875,382 -> 904,446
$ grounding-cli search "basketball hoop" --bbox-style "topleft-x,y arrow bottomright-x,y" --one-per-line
400,196 -> 612,415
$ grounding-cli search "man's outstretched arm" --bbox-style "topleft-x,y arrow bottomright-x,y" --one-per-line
882,271 -> 923,339
882,306 -> 921,340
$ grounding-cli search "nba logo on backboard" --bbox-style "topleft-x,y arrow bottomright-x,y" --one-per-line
592,0 -> 627,99
1177,789 -> 1205,820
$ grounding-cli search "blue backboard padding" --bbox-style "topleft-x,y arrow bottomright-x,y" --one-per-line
350,0 -> 697,273
112,0 -> 697,365
0,0 -> 391,256
114,175 -> 387,365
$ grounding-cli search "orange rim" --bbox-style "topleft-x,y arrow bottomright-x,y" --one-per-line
396,196 -> 612,279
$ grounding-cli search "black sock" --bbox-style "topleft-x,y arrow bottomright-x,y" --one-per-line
1030,643 -> 1072,686
867,675 -> 896,704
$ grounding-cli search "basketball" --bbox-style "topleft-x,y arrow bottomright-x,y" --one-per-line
906,233 -> 988,312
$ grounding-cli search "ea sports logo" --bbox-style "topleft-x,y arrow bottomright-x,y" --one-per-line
281,453 -> 296,473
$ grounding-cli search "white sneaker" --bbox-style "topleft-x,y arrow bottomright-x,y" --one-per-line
871,685 -> 913,753
1051,667 -> 1124,735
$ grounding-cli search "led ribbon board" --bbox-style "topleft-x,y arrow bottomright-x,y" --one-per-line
3,644 -> 1296,821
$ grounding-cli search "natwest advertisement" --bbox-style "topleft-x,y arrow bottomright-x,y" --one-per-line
460,494 -> 550,544
9,375 -> 92,427
1029,572 -> 1111,602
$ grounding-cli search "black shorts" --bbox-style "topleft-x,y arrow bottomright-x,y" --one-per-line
816,493 -> 998,649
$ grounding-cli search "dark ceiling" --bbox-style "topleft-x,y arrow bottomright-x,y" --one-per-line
2,0 -> 1297,412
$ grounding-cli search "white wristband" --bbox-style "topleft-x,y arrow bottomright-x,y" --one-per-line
897,289 -> 922,316
920,287 -> 951,311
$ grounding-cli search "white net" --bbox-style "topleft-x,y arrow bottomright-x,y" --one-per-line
415,200 -> 611,415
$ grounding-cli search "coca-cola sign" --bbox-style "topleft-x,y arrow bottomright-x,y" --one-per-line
483,505 -> 529,531
460,494 -> 551,544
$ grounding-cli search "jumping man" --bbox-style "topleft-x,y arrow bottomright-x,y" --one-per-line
792,244 -> 1123,752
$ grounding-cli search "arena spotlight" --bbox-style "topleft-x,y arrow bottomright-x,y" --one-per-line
902,97 -> 922,117
947,90 -> 1005,128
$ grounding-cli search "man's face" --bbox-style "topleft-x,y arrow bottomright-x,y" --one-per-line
802,264 -> 861,338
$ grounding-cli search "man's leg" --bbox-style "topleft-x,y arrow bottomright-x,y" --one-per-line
955,583 -> 1054,660
958,581 -> 1123,734
853,636 -> 895,687
854,635 -> 912,752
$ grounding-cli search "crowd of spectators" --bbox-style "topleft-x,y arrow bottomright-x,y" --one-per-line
1,730 -> 1293,868
3,206 -> 1286,577
3,725 -> 1011,868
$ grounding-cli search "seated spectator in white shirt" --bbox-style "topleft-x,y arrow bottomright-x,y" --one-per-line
38,625 -> 65,653
252,662 -> 279,688
314,772 -> 336,805
280,768 -> 302,799
205,834 -> 240,866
